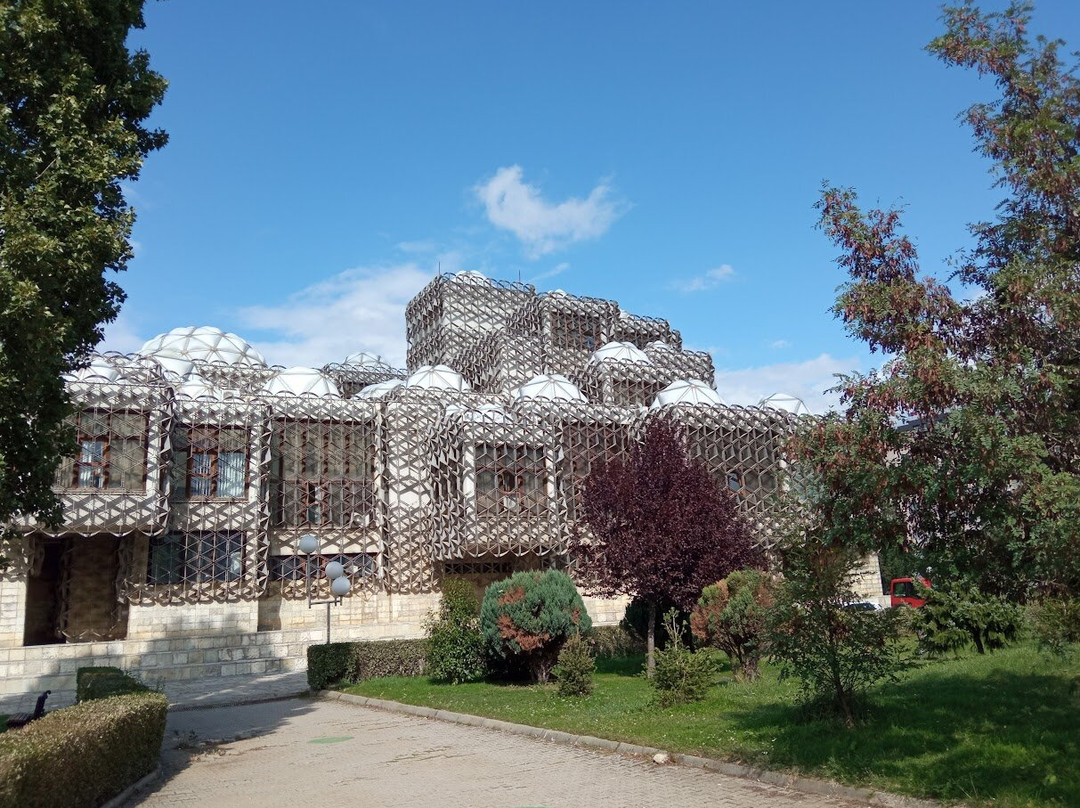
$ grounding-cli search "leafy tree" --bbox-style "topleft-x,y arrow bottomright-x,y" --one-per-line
690,569 -> 775,682
480,569 -> 591,684
0,0 -> 167,533
573,419 -> 760,677
790,2 -> 1080,601
768,539 -> 906,726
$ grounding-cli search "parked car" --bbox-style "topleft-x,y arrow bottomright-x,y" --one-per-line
890,577 -> 931,608
843,600 -> 884,612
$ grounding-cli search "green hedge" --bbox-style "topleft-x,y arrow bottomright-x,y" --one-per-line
307,639 -> 427,691
589,625 -> 646,659
76,666 -> 149,703
0,691 -> 167,808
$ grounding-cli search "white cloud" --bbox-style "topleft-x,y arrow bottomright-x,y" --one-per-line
236,264 -> 431,369
395,240 -> 436,254
770,339 -> 790,349
474,165 -> 624,257
529,262 -> 571,283
714,353 -> 861,413
672,264 -> 735,293
99,310 -> 149,355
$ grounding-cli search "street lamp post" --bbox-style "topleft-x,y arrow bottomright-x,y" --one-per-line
298,533 -> 351,644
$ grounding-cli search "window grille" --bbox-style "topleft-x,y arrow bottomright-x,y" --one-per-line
56,410 -> 147,491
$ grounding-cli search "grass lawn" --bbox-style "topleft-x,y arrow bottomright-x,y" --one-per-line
343,644 -> 1079,808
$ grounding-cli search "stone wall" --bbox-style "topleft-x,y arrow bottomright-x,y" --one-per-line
0,589 -> 628,712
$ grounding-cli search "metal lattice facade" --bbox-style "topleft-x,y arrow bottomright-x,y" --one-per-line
8,273 -> 809,646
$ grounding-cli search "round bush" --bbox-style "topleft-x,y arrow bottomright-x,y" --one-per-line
690,568 -> 774,681
553,633 -> 595,697
481,569 -> 592,683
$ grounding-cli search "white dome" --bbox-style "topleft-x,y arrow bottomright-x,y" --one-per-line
262,367 -> 340,397
405,365 -> 471,392
759,392 -> 811,415
140,327 -> 267,367
445,403 -> 511,423
342,351 -> 386,367
514,374 -> 586,402
651,379 -> 726,408
150,351 -> 196,381
354,379 -> 404,398
175,373 -> 224,400
64,357 -> 123,383
453,270 -> 489,283
645,340 -> 674,352
589,341 -> 650,365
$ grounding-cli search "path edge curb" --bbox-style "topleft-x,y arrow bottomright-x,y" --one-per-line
100,764 -> 162,808
318,690 -> 947,808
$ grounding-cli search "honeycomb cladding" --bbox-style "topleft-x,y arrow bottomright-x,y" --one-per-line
7,271 -> 811,652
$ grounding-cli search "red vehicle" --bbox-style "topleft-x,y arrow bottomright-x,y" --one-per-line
890,577 -> 931,608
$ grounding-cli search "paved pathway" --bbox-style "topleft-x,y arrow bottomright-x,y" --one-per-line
125,698 -> 868,808
163,670 -> 309,711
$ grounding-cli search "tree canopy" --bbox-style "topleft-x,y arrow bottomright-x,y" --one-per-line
791,1 -> 1080,599
0,0 -> 166,528
573,419 -> 760,672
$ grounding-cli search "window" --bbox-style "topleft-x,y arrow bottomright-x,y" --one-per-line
563,423 -> 628,518
268,552 -> 377,581
550,311 -> 603,351
56,410 -> 147,490
146,532 -> 244,585
475,443 -> 546,516
610,378 -> 663,408
274,421 -> 375,527
171,426 -> 248,499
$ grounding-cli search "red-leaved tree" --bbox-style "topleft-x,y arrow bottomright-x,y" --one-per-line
573,419 -> 761,676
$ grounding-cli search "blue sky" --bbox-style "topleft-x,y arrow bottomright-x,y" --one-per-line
105,1 -> 1080,411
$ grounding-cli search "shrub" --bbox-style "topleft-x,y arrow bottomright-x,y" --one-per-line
307,640 -> 427,690
914,583 -> 1024,656
427,578 -> 486,684
307,642 -> 354,691
438,576 -> 481,621
651,609 -> 715,706
481,569 -> 592,683
427,620 -> 487,684
1031,597 -> 1080,658
76,666 -> 149,702
768,541 -> 906,726
589,624 -> 645,659
553,633 -> 595,697
346,639 -> 426,681
691,569 -> 774,681
0,691 -> 167,808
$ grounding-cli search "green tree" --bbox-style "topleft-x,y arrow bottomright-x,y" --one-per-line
791,2 -> 1080,601
768,539 -> 906,726
690,569 -> 775,682
0,0 -> 167,533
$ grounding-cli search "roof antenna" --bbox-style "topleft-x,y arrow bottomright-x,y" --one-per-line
437,261 -> 442,276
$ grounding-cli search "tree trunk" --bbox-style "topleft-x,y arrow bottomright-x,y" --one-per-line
972,631 -> 986,655
646,599 -> 657,678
